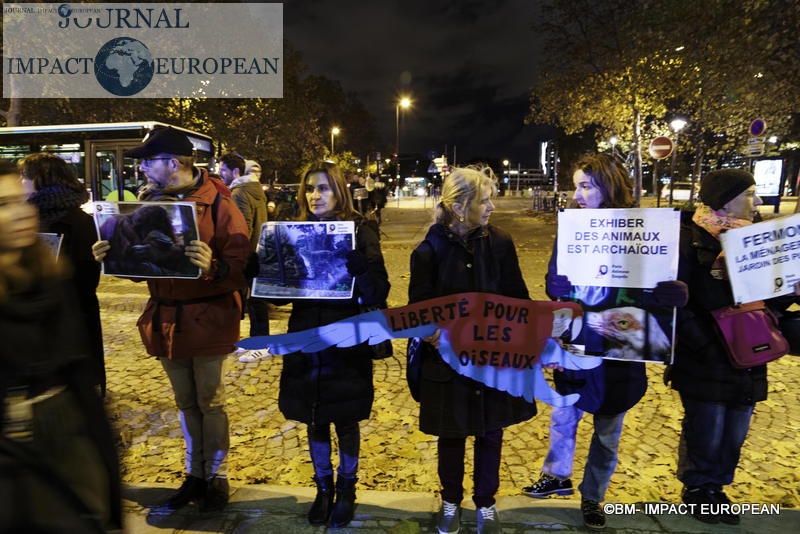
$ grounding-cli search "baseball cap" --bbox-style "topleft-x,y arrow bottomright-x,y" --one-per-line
245,160 -> 262,174
124,126 -> 194,159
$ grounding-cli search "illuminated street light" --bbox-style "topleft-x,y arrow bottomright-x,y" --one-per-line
395,97 -> 411,180
331,126 -> 340,154
668,117 -> 688,205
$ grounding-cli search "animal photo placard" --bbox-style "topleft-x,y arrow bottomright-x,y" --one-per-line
563,289 -> 677,365
252,221 -> 355,299
93,201 -> 200,279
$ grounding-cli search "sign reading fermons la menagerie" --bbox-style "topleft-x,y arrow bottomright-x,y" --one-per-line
720,213 -> 800,304
557,208 -> 681,288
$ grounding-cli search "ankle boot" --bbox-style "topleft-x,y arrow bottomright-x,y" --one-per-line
329,476 -> 357,528
307,475 -> 334,525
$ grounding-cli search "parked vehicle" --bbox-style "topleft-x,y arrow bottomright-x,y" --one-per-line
661,182 -> 699,202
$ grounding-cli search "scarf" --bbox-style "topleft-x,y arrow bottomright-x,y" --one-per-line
28,185 -> 89,230
692,203 -> 752,279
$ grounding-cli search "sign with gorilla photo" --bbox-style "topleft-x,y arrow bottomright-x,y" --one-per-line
93,201 -> 200,278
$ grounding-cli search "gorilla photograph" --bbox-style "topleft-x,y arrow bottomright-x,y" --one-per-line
94,201 -> 200,278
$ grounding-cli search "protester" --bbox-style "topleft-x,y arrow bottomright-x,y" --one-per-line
20,152 -> 106,397
522,153 -> 687,531
408,164 -> 535,534
219,153 -> 270,364
669,168 -> 779,525
278,161 -> 389,528
0,160 -> 122,532
91,127 -> 251,512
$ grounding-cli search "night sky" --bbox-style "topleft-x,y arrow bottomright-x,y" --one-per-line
284,0 -> 550,168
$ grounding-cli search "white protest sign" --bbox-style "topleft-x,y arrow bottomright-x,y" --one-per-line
720,213 -> 800,304
556,208 -> 680,288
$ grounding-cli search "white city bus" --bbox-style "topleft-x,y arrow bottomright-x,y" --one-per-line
0,121 -> 215,201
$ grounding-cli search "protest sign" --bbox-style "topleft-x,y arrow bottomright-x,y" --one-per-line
236,292 -> 600,406
252,221 -> 355,299
721,213 -> 800,304
557,208 -> 680,288
93,201 -> 200,278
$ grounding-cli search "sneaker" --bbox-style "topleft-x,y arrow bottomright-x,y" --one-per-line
710,488 -> 740,525
238,349 -> 271,363
436,500 -> 461,534
200,475 -> 229,512
476,504 -> 501,534
581,499 -> 606,531
522,473 -> 574,498
160,474 -> 205,509
681,486 -> 719,524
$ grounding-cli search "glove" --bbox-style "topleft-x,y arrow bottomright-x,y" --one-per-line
546,274 -> 573,299
345,250 -> 369,276
642,280 -> 689,308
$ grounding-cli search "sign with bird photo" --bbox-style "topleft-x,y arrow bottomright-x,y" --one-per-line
252,221 -> 355,299
93,201 -> 200,278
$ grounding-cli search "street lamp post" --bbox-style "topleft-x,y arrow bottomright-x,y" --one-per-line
503,159 -> 509,196
668,118 -> 687,205
395,97 -> 411,182
330,126 -> 340,155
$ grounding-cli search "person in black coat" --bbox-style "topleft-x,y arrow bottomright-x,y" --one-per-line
21,152 -> 106,397
671,168 -> 774,525
408,165 -> 535,534
0,161 -> 121,532
278,161 -> 390,528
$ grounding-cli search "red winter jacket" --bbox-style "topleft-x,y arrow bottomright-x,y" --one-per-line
136,169 -> 251,359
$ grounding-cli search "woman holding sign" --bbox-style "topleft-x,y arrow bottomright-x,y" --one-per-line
408,165 -> 534,534
278,161 -> 389,528
670,168 -> 770,525
522,153 -> 687,531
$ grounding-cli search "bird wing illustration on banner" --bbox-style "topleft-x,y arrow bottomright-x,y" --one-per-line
237,292 -> 601,406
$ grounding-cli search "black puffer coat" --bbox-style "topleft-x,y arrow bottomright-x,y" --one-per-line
671,216 -> 767,404
278,218 -> 390,425
409,223 -> 536,438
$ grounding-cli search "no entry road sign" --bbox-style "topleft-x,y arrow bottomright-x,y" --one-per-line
649,136 -> 674,160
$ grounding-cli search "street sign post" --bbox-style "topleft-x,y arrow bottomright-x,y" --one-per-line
649,136 -> 674,160
749,118 -> 766,137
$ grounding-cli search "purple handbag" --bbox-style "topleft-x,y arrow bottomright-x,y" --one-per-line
710,301 -> 789,369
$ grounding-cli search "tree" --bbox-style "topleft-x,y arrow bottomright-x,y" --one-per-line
526,0 -> 800,201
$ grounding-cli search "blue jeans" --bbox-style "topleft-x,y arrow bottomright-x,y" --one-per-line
308,422 -> 360,479
160,354 -> 229,479
542,405 -> 626,502
677,394 -> 754,489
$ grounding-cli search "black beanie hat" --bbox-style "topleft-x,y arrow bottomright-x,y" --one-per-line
699,169 -> 756,210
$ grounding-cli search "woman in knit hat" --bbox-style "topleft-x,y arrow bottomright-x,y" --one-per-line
669,168 -> 763,525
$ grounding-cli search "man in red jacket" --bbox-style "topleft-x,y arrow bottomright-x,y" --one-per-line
92,126 -> 251,512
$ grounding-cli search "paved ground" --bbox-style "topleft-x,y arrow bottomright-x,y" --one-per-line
97,196 -> 800,532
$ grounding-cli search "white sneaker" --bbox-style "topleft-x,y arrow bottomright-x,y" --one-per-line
238,349 -> 271,363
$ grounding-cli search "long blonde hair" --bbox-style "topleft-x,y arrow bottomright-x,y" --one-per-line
435,164 -> 497,228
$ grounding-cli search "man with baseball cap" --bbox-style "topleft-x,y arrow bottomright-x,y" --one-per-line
92,126 -> 251,512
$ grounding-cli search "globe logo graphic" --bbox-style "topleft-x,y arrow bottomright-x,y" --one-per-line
94,37 -> 155,96
58,4 -> 72,18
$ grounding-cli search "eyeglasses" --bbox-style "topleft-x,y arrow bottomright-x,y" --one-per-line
140,157 -> 174,168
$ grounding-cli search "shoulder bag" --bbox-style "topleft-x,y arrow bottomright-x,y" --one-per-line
710,300 -> 789,369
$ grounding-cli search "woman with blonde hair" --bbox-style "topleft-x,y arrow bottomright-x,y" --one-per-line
409,165 -> 534,534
